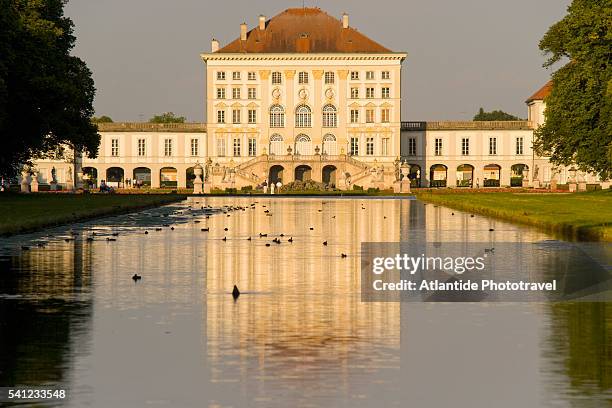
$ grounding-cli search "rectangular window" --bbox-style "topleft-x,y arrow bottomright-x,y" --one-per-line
408,138 -> 416,156
381,87 -> 390,99
381,108 -> 390,123
489,137 -> 497,155
435,138 -> 443,156
191,138 -> 199,156
324,71 -> 335,84
247,71 -> 256,80
366,109 -> 375,123
516,137 -> 524,155
366,71 -> 374,80
366,137 -> 374,155
216,88 -> 225,99
350,137 -> 359,156
232,109 -> 241,124
232,87 -> 241,99
298,72 -> 309,84
216,138 -> 225,157
232,71 -> 241,80
381,138 -> 390,156
382,71 -> 390,80
248,109 -> 256,124
164,138 -> 172,157
111,139 -> 119,157
233,138 -> 241,156
217,110 -> 225,124
350,109 -> 359,124
461,138 -> 470,156
137,138 -> 146,156
248,87 -> 256,99
217,71 -> 226,80
350,87 -> 359,99
271,72 -> 282,84
350,71 -> 359,80
248,138 -> 256,156
366,88 -> 375,99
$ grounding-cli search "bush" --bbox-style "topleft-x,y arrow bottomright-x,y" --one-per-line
225,188 -> 237,194
240,185 -> 254,192
279,180 -> 329,193
484,179 -> 500,187
367,187 -> 380,193
353,184 -> 364,191
510,177 -> 523,187
586,184 -> 602,192
430,180 -> 447,188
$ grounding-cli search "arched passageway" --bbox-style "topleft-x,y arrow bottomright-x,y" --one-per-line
295,165 -> 312,182
322,165 -> 337,186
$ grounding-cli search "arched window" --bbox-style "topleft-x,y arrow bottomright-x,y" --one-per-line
322,134 -> 337,155
322,104 -> 337,128
270,105 -> 285,128
295,134 -> 312,155
295,105 -> 312,128
269,134 -> 284,155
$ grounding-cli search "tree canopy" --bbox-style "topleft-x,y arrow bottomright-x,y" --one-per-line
149,112 -> 186,123
0,0 -> 99,178
534,0 -> 611,179
473,108 -> 522,121
92,115 -> 113,123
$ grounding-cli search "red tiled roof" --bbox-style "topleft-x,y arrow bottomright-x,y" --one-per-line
216,8 -> 392,54
526,81 -> 552,103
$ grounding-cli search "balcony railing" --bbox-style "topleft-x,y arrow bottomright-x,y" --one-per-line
401,121 -> 534,131
97,122 -> 207,132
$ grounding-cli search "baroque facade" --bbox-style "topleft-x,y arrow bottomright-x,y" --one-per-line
23,8 -> 606,192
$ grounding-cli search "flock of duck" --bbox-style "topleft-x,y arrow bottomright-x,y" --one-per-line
19,201 -> 354,298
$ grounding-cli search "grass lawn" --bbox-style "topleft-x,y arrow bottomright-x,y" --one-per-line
0,193 -> 186,236
415,189 -> 612,241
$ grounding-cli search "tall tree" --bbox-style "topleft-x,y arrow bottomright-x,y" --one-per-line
534,0 -> 612,179
473,107 -> 522,121
149,112 -> 186,123
0,0 -> 99,178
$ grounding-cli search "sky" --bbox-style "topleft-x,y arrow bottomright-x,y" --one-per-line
64,0 -> 571,122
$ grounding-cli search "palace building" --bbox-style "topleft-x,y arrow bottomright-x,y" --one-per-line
23,8 -> 606,192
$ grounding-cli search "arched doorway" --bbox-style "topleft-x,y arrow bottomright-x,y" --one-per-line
160,167 -> 177,188
294,134 -> 312,156
409,164 -> 421,188
430,164 -> 447,187
511,164 -> 529,187
133,167 -> 151,187
269,165 -> 284,185
295,165 -> 312,182
322,165 -> 337,187
269,134 -> 284,156
457,164 -> 474,187
186,167 -> 195,188
484,164 -> 501,187
82,167 -> 98,188
322,134 -> 337,155
106,167 -> 124,188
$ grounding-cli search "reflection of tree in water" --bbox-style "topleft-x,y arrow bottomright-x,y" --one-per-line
0,241 -> 93,386
547,303 -> 611,398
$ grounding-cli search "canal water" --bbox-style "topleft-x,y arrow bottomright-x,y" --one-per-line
0,197 -> 609,407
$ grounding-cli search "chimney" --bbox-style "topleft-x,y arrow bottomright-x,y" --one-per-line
342,13 -> 349,29
211,38 -> 219,52
240,23 -> 247,41
259,15 -> 266,30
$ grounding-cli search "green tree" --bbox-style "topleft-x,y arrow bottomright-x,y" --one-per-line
0,0 -> 99,178
149,112 -> 186,123
534,0 -> 612,179
92,115 -> 113,123
473,107 -> 522,121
